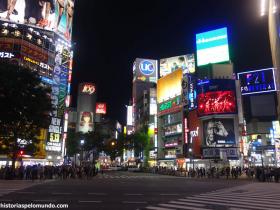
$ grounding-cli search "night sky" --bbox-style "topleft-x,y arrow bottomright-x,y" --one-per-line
71,0 -> 272,124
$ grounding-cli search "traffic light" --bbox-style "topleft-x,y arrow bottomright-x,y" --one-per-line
19,150 -> 24,156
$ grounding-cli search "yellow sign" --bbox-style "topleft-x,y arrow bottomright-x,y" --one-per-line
157,69 -> 182,103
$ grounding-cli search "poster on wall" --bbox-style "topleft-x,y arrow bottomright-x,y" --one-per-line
203,118 -> 235,146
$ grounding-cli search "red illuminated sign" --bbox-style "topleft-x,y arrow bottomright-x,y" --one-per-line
81,83 -> 95,94
96,103 -> 107,114
198,91 -> 236,116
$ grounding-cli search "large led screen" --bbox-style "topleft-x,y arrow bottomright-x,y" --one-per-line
237,68 -> 276,95
157,69 -> 182,103
203,118 -> 235,146
0,0 -> 75,40
133,58 -> 158,83
196,27 -> 229,66
96,103 -> 107,114
198,91 -> 236,116
160,54 -> 195,77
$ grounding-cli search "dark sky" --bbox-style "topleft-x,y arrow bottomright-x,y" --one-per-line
71,0 -> 272,124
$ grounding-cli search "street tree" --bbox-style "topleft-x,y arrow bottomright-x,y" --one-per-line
0,62 -> 52,170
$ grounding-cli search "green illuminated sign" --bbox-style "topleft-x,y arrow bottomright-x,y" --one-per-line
159,96 -> 180,112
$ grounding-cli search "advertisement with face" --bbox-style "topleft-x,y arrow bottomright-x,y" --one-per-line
203,118 -> 235,146
0,0 -> 75,40
133,58 -> 158,83
79,111 -> 93,133
160,54 -> 195,77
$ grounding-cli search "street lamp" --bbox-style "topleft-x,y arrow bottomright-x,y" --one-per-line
80,139 -> 85,165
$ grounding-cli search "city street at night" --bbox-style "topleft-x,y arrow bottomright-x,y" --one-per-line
1,171 -> 279,210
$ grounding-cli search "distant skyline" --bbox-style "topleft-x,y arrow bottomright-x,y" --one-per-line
71,0 -> 272,124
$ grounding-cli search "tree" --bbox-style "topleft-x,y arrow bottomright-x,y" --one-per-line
0,62 -> 52,170
65,129 -> 81,156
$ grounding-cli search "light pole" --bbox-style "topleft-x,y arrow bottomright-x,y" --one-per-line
80,139 -> 85,166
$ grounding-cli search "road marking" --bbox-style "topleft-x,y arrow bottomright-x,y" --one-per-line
79,200 -> 102,203
52,192 -> 72,195
123,201 -> 148,204
192,194 -> 280,205
124,193 -> 143,196
169,201 -> 205,207
0,200 -> 12,202
88,193 -> 107,195
16,192 -> 35,194
160,203 -> 210,210
178,198 -> 278,210
146,206 -> 173,210
33,200 -> 56,202
160,193 -> 179,196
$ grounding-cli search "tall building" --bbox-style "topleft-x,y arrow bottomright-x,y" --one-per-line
131,58 -> 158,164
0,1 -> 75,165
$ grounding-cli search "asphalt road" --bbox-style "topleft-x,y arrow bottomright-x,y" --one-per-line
0,171 -> 254,210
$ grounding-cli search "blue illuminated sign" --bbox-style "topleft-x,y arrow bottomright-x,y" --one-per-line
196,27 -> 229,66
188,76 -> 197,110
139,60 -> 155,75
237,68 -> 276,95
40,76 -> 53,85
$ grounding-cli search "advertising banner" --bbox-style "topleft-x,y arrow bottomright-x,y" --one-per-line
202,147 -> 238,159
197,79 -> 235,94
160,54 -> 195,77
203,118 -> 235,146
196,27 -> 230,66
188,110 -> 201,158
237,68 -> 276,95
96,103 -> 107,114
158,96 -> 181,116
79,111 -> 93,133
198,90 -> 236,116
188,75 -> 197,111
157,69 -> 182,103
80,83 -> 96,95
133,58 -> 157,83
0,0 -> 75,40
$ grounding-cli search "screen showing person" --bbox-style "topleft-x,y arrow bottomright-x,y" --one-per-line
80,112 -> 93,126
204,119 -> 235,146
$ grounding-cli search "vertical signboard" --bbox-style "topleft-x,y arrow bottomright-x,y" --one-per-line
188,75 -> 197,110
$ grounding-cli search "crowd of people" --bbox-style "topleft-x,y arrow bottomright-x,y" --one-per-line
149,166 -> 280,182
0,164 -> 100,180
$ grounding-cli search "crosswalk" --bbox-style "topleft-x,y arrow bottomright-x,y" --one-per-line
96,174 -> 162,179
0,180 -> 53,198
145,183 -> 280,210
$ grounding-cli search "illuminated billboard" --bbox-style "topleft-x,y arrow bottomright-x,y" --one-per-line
158,96 -> 181,116
188,75 -> 197,110
133,58 -> 158,83
237,68 -> 276,95
127,105 -> 133,126
203,118 -> 235,146
157,69 -> 182,103
188,110 -> 201,158
196,27 -> 229,66
198,91 -> 236,116
160,54 -> 195,77
96,103 -> 107,114
0,0 -> 75,40
79,111 -> 93,133
80,83 -> 96,95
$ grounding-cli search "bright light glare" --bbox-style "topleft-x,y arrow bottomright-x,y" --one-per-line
261,0 -> 266,16
273,5 -> 277,13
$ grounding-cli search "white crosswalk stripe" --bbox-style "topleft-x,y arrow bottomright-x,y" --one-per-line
0,180 -> 54,197
145,183 -> 280,210
96,175 -> 165,179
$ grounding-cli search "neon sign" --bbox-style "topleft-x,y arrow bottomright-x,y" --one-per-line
96,103 -> 107,114
198,91 -> 236,116
0,51 -> 14,58
237,68 -> 276,95
159,96 -> 181,115
82,84 -> 95,94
